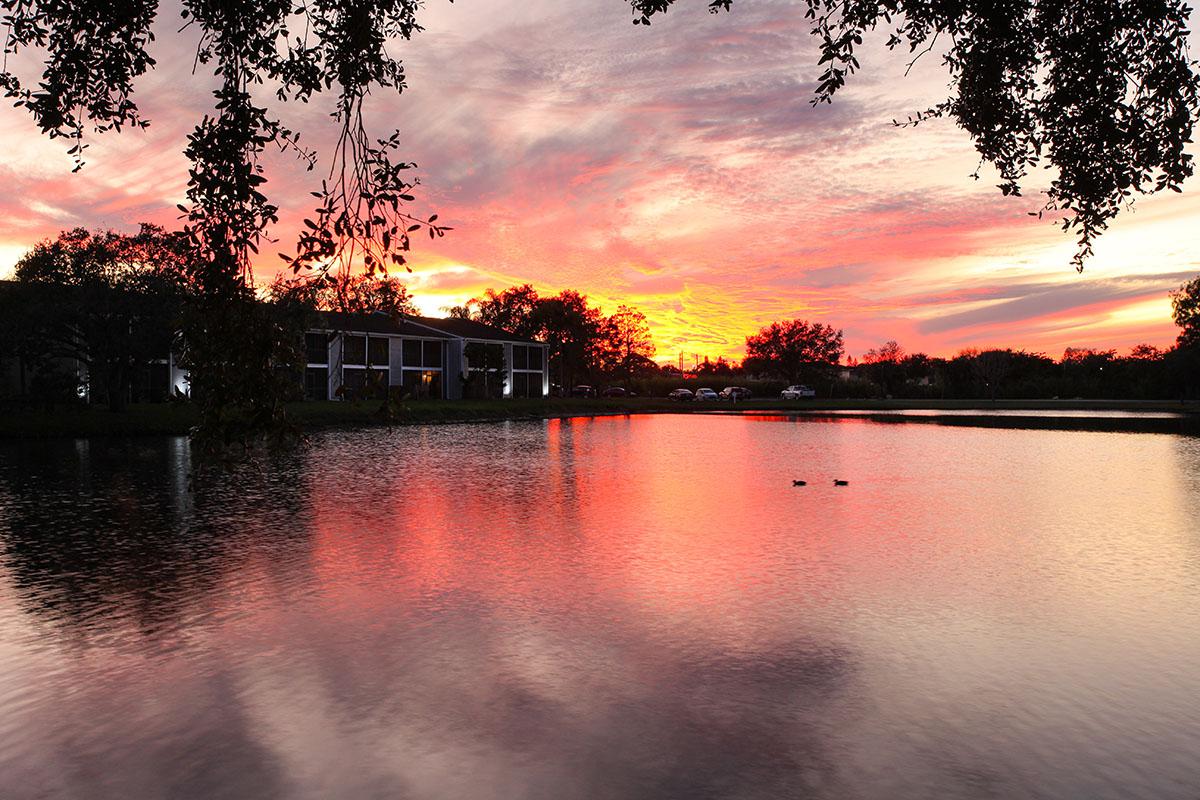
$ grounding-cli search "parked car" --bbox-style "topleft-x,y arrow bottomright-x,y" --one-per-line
720,386 -> 752,400
571,384 -> 597,398
694,387 -> 720,401
668,388 -> 694,402
781,385 -> 816,399
601,386 -> 627,398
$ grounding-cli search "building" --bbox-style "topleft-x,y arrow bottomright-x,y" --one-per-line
1,285 -> 549,403
303,312 -> 550,401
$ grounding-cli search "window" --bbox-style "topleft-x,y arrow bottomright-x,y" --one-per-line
343,335 -> 366,365
422,340 -> 442,368
529,346 -> 543,370
403,339 -> 422,368
512,345 -> 528,370
305,333 -> 329,365
304,367 -> 328,401
511,373 -> 542,399
342,368 -> 366,397
368,337 -> 389,366
478,343 -> 504,367
401,369 -> 442,399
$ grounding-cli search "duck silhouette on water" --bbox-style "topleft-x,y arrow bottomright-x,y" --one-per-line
833,480 -> 849,486
792,480 -> 807,486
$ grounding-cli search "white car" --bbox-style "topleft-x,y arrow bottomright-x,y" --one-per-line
694,387 -> 720,401
781,385 -> 816,399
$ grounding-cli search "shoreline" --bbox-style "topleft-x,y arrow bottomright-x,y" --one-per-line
1,397 -> 1198,440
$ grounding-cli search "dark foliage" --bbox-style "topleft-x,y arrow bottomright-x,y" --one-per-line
462,341 -> 507,399
744,319 -> 844,384
452,285 -> 659,391
1,0 -> 449,445
267,271 -> 418,316
837,343 -> 1197,401
629,0 -> 1200,269
1172,275 -> 1200,349
5,225 -> 188,411
597,305 -> 657,385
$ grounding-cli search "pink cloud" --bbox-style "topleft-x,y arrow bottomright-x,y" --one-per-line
0,0 -> 1196,361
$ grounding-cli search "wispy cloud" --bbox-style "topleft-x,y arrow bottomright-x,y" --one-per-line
0,0 -> 1195,358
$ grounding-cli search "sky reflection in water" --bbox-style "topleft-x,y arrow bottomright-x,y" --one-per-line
1,416 -> 1199,799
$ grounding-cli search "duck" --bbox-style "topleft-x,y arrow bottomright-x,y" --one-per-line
792,480 -> 807,486
833,479 -> 849,486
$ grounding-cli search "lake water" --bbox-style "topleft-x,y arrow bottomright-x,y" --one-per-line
2,415 -> 1199,799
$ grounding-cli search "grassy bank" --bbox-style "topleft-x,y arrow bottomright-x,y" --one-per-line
1,397 -> 1197,439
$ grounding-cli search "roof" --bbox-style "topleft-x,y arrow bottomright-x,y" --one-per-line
410,316 -> 544,345
315,311 -> 456,338
313,311 -> 542,344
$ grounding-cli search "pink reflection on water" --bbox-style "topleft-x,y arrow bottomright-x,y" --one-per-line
1,418 -> 1200,799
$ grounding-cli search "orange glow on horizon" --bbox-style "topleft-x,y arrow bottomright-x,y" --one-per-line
0,1 -> 1196,361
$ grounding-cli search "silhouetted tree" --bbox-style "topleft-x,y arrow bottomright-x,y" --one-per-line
1169,275 -> 1200,399
459,285 -> 544,340
453,285 -> 628,391
598,305 -> 657,385
462,342 -> 507,399
536,290 -> 608,390
11,226 -> 188,411
0,280 -> 78,405
8,1 -> 1198,440
1,0 -> 448,445
861,340 -> 906,396
971,349 -> 1015,400
1172,275 -> 1200,349
1129,343 -> 1166,362
745,319 -> 843,385
631,0 -> 1200,269
695,356 -> 737,376
267,272 -> 417,316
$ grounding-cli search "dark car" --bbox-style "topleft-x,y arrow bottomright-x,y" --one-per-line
720,386 -> 752,400
602,387 -> 628,397
571,385 -> 597,398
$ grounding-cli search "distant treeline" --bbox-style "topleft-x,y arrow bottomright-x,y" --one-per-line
679,344 -> 1200,402
461,283 -> 1200,402
3,225 -> 1198,408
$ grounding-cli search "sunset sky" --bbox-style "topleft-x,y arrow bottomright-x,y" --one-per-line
1,0 -> 1197,362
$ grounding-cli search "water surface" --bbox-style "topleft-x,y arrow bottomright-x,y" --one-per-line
2,416 -> 1199,799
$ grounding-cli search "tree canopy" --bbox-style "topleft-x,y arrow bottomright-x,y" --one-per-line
267,272 -> 418,316
5,0 -> 1194,281
862,340 -> 905,365
631,0 -> 1200,269
5,0 -> 1199,438
451,285 -> 662,389
744,319 -> 844,384
8,225 -> 188,411
2,0 -> 446,442
599,305 -> 657,384
1172,275 -> 1200,349
1,0 -> 448,284
454,285 -> 545,341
